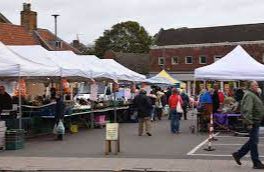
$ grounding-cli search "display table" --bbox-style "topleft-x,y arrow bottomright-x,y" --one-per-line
21,102 -> 57,117
213,113 -> 241,126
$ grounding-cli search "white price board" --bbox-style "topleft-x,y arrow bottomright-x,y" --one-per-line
106,123 -> 119,141
90,83 -> 98,101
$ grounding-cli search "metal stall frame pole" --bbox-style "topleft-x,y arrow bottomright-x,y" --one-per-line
233,81 -> 237,88
90,79 -> 95,129
18,65 -> 22,129
192,79 -> 196,96
113,80 -> 118,123
220,81 -> 224,92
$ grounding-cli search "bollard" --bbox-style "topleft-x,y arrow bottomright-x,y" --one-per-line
204,113 -> 215,151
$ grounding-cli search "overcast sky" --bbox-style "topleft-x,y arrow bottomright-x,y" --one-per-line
1,0 -> 264,45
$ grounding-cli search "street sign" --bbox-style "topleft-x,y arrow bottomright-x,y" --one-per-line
106,123 -> 119,141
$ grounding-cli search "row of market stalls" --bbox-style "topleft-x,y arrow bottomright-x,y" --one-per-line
0,41 -> 151,136
0,42 -> 146,81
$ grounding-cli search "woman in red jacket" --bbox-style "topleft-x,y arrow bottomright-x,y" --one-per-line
168,88 -> 183,134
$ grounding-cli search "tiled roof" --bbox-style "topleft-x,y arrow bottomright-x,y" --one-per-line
0,23 -> 80,53
0,23 -> 39,45
0,13 -> 11,24
36,29 -> 80,53
155,23 -> 264,46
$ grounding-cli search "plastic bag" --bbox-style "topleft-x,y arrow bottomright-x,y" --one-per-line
176,102 -> 183,113
164,105 -> 169,115
56,120 -> 65,134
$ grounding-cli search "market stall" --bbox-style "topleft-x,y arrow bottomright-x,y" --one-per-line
194,45 -> 264,132
146,69 -> 185,87
195,45 -> 264,81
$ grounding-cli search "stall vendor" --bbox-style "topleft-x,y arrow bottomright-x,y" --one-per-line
0,85 -> 12,114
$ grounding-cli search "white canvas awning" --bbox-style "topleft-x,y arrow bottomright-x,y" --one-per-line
0,42 -> 60,77
0,62 -> 20,77
49,51 -> 112,79
194,45 -> 264,81
100,59 -> 146,81
8,45 -> 89,78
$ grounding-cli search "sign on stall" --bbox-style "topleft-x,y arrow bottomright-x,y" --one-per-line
106,123 -> 119,141
90,83 -> 98,101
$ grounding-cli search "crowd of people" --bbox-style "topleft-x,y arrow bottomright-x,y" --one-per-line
132,86 -> 190,136
132,81 -> 264,169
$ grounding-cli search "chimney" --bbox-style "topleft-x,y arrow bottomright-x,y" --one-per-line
20,3 -> 37,31
104,50 -> 116,59
72,40 -> 80,48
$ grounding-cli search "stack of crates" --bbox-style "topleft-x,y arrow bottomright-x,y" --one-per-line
0,121 -> 6,150
95,115 -> 106,128
5,129 -> 25,150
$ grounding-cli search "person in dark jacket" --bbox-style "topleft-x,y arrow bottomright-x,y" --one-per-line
133,88 -> 152,136
180,90 -> 190,120
55,95 -> 65,124
54,93 -> 65,140
0,86 -> 12,114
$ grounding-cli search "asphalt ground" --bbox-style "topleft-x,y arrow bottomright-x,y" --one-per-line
1,112 -> 263,163
0,114 -> 208,159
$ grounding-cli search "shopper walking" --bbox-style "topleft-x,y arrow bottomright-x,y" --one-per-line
212,83 -> 224,113
232,81 -> 264,169
155,87 -> 164,120
180,89 -> 190,120
133,89 -> 153,136
148,90 -> 157,121
168,88 -> 183,134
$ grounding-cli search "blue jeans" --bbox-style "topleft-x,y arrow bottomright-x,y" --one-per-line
236,124 -> 261,165
170,109 -> 180,133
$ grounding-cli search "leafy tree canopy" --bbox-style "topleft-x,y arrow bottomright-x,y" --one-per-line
94,21 -> 153,57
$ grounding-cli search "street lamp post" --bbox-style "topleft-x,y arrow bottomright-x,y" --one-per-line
51,14 -> 60,48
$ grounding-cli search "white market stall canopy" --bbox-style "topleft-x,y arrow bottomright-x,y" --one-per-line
49,51 -> 113,79
0,62 -> 20,76
194,45 -> 264,81
4,44 -> 146,81
0,42 -> 60,77
8,45 -> 88,78
100,59 -> 146,81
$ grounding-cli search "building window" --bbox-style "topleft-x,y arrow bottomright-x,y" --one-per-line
55,41 -> 62,48
214,55 -> 222,62
158,57 -> 165,66
185,56 -> 193,64
199,56 -> 207,64
171,57 -> 178,65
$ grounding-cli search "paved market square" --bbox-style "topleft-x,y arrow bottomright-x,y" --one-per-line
0,113 -> 263,171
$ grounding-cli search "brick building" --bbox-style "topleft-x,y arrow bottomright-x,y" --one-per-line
0,3 -> 79,53
150,23 -> 264,94
104,50 -> 149,75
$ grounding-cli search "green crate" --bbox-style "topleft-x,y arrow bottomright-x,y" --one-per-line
5,140 -> 24,150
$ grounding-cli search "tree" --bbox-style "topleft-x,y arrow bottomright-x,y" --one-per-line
94,21 -> 153,57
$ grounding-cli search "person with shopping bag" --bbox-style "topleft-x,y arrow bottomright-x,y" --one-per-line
168,88 -> 183,134
53,93 -> 65,140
